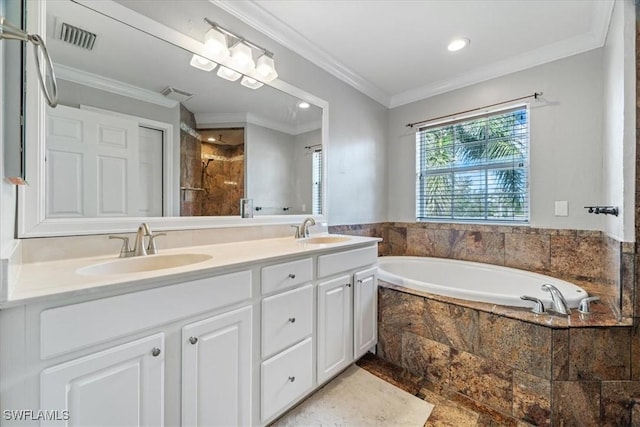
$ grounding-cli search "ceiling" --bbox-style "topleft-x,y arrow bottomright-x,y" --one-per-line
214,0 -> 615,108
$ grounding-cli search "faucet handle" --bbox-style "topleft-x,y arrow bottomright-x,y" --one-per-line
520,296 -> 545,314
291,225 -> 301,239
147,233 -> 166,255
109,236 -> 132,258
578,296 -> 600,314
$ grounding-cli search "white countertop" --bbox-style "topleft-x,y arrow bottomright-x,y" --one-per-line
4,235 -> 380,308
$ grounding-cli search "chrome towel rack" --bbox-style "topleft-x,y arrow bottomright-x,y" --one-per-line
0,16 -> 58,107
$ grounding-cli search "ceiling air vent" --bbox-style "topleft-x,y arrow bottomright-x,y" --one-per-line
57,22 -> 97,50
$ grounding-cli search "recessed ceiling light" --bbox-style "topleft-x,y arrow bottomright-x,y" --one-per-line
448,37 -> 470,52
298,101 -> 310,109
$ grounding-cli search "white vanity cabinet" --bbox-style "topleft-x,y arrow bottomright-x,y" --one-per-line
316,247 -> 378,385
41,333 -> 165,427
182,306 -> 252,427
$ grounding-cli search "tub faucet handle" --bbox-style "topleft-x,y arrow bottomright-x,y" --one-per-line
577,296 -> 600,314
520,296 -> 545,314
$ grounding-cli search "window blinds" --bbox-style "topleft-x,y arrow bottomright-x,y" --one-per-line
312,150 -> 322,215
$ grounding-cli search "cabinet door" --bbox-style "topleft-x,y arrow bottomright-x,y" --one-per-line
41,334 -> 164,427
354,267 -> 378,359
182,306 -> 252,427
317,275 -> 352,384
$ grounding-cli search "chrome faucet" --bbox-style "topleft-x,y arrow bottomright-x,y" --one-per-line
109,223 -> 165,258
541,284 -> 571,315
300,217 -> 316,238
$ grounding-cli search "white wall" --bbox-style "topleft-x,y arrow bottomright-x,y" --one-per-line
602,0 -> 636,242
388,50 -> 605,231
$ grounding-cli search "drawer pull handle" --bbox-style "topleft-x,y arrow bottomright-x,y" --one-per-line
189,336 -> 198,345
288,376 -> 296,382
288,317 -> 296,323
288,273 -> 296,279
151,347 -> 161,357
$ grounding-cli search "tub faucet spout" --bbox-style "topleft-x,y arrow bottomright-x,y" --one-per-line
541,283 -> 571,315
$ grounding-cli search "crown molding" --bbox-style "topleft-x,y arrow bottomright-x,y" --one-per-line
55,63 -> 178,108
195,111 -> 318,136
211,0 -> 391,107
212,0 -> 614,110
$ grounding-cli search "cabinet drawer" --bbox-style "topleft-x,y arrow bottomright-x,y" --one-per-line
41,270 -> 252,359
317,245 -> 377,278
262,285 -> 313,358
261,258 -> 312,294
261,337 -> 313,422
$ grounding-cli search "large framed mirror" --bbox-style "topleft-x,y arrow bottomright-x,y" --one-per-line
18,0 -> 328,237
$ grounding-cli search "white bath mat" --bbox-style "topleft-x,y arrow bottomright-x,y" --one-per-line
271,365 -> 434,426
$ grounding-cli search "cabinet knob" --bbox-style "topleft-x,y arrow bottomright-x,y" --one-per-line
357,279 -> 363,283
151,347 -> 161,357
288,376 -> 296,383
345,283 -> 352,288
288,317 -> 296,323
189,336 -> 198,345
288,273 -> 296,279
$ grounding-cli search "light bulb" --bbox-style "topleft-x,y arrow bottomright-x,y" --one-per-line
230,42 -> 255,73
204,28 -> 230,61
240,76 -> 264,90
447,37 -> 470,52
189,54 -> 217,72
256,54 -> 278,82
216,66 -> 241,82
298,101 -> 310,109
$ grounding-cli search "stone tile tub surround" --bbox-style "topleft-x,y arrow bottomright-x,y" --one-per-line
377,285 -> 640,426
330,222 -> 633,318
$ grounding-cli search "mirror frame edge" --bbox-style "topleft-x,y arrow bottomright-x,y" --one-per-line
17,0 -> 329,237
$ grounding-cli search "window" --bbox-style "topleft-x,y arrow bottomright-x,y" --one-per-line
416,106 -> 529,222
312,150 -> 323,214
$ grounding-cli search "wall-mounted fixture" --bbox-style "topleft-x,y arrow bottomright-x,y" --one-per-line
188,18 -> 278,90
0,16 -> 58,107
584,206 -> 619,216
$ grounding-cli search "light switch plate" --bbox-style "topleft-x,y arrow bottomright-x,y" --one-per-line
555,201 -> 569,216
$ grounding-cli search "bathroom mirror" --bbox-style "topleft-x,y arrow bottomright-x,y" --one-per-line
19,0 -> 327,236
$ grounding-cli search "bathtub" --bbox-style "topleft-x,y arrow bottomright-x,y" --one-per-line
377,256 -> 588,309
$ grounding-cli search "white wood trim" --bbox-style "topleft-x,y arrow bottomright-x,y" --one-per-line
18,0 -> 329,237
55,63 -> 178,108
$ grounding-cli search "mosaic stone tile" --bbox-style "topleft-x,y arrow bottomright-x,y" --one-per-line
512,370 -> 551,426
449,349 -> 513,414
504,233 -> 550,273
568,327 -> 631,381
477,312 -> 553,379
551,381 -> 601,426
401,332 -> 450,385
601,381 -> 640,427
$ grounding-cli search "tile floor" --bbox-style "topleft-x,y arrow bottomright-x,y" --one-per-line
356,353 -> 535,427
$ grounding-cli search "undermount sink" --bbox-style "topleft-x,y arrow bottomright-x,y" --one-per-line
77,253 -> 213,276
299,236 -> 351,244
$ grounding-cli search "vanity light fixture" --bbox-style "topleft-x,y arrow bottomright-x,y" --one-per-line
198,18 -> 278,88
298,101 -> 310,109
447,37 -> 470,52
217,65 -> 241,81
190,54 -> 217,72
204,27 -> 230,61
240,76 -> 264,89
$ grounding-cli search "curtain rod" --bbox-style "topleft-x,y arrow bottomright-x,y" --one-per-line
405,92 -> 543,128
